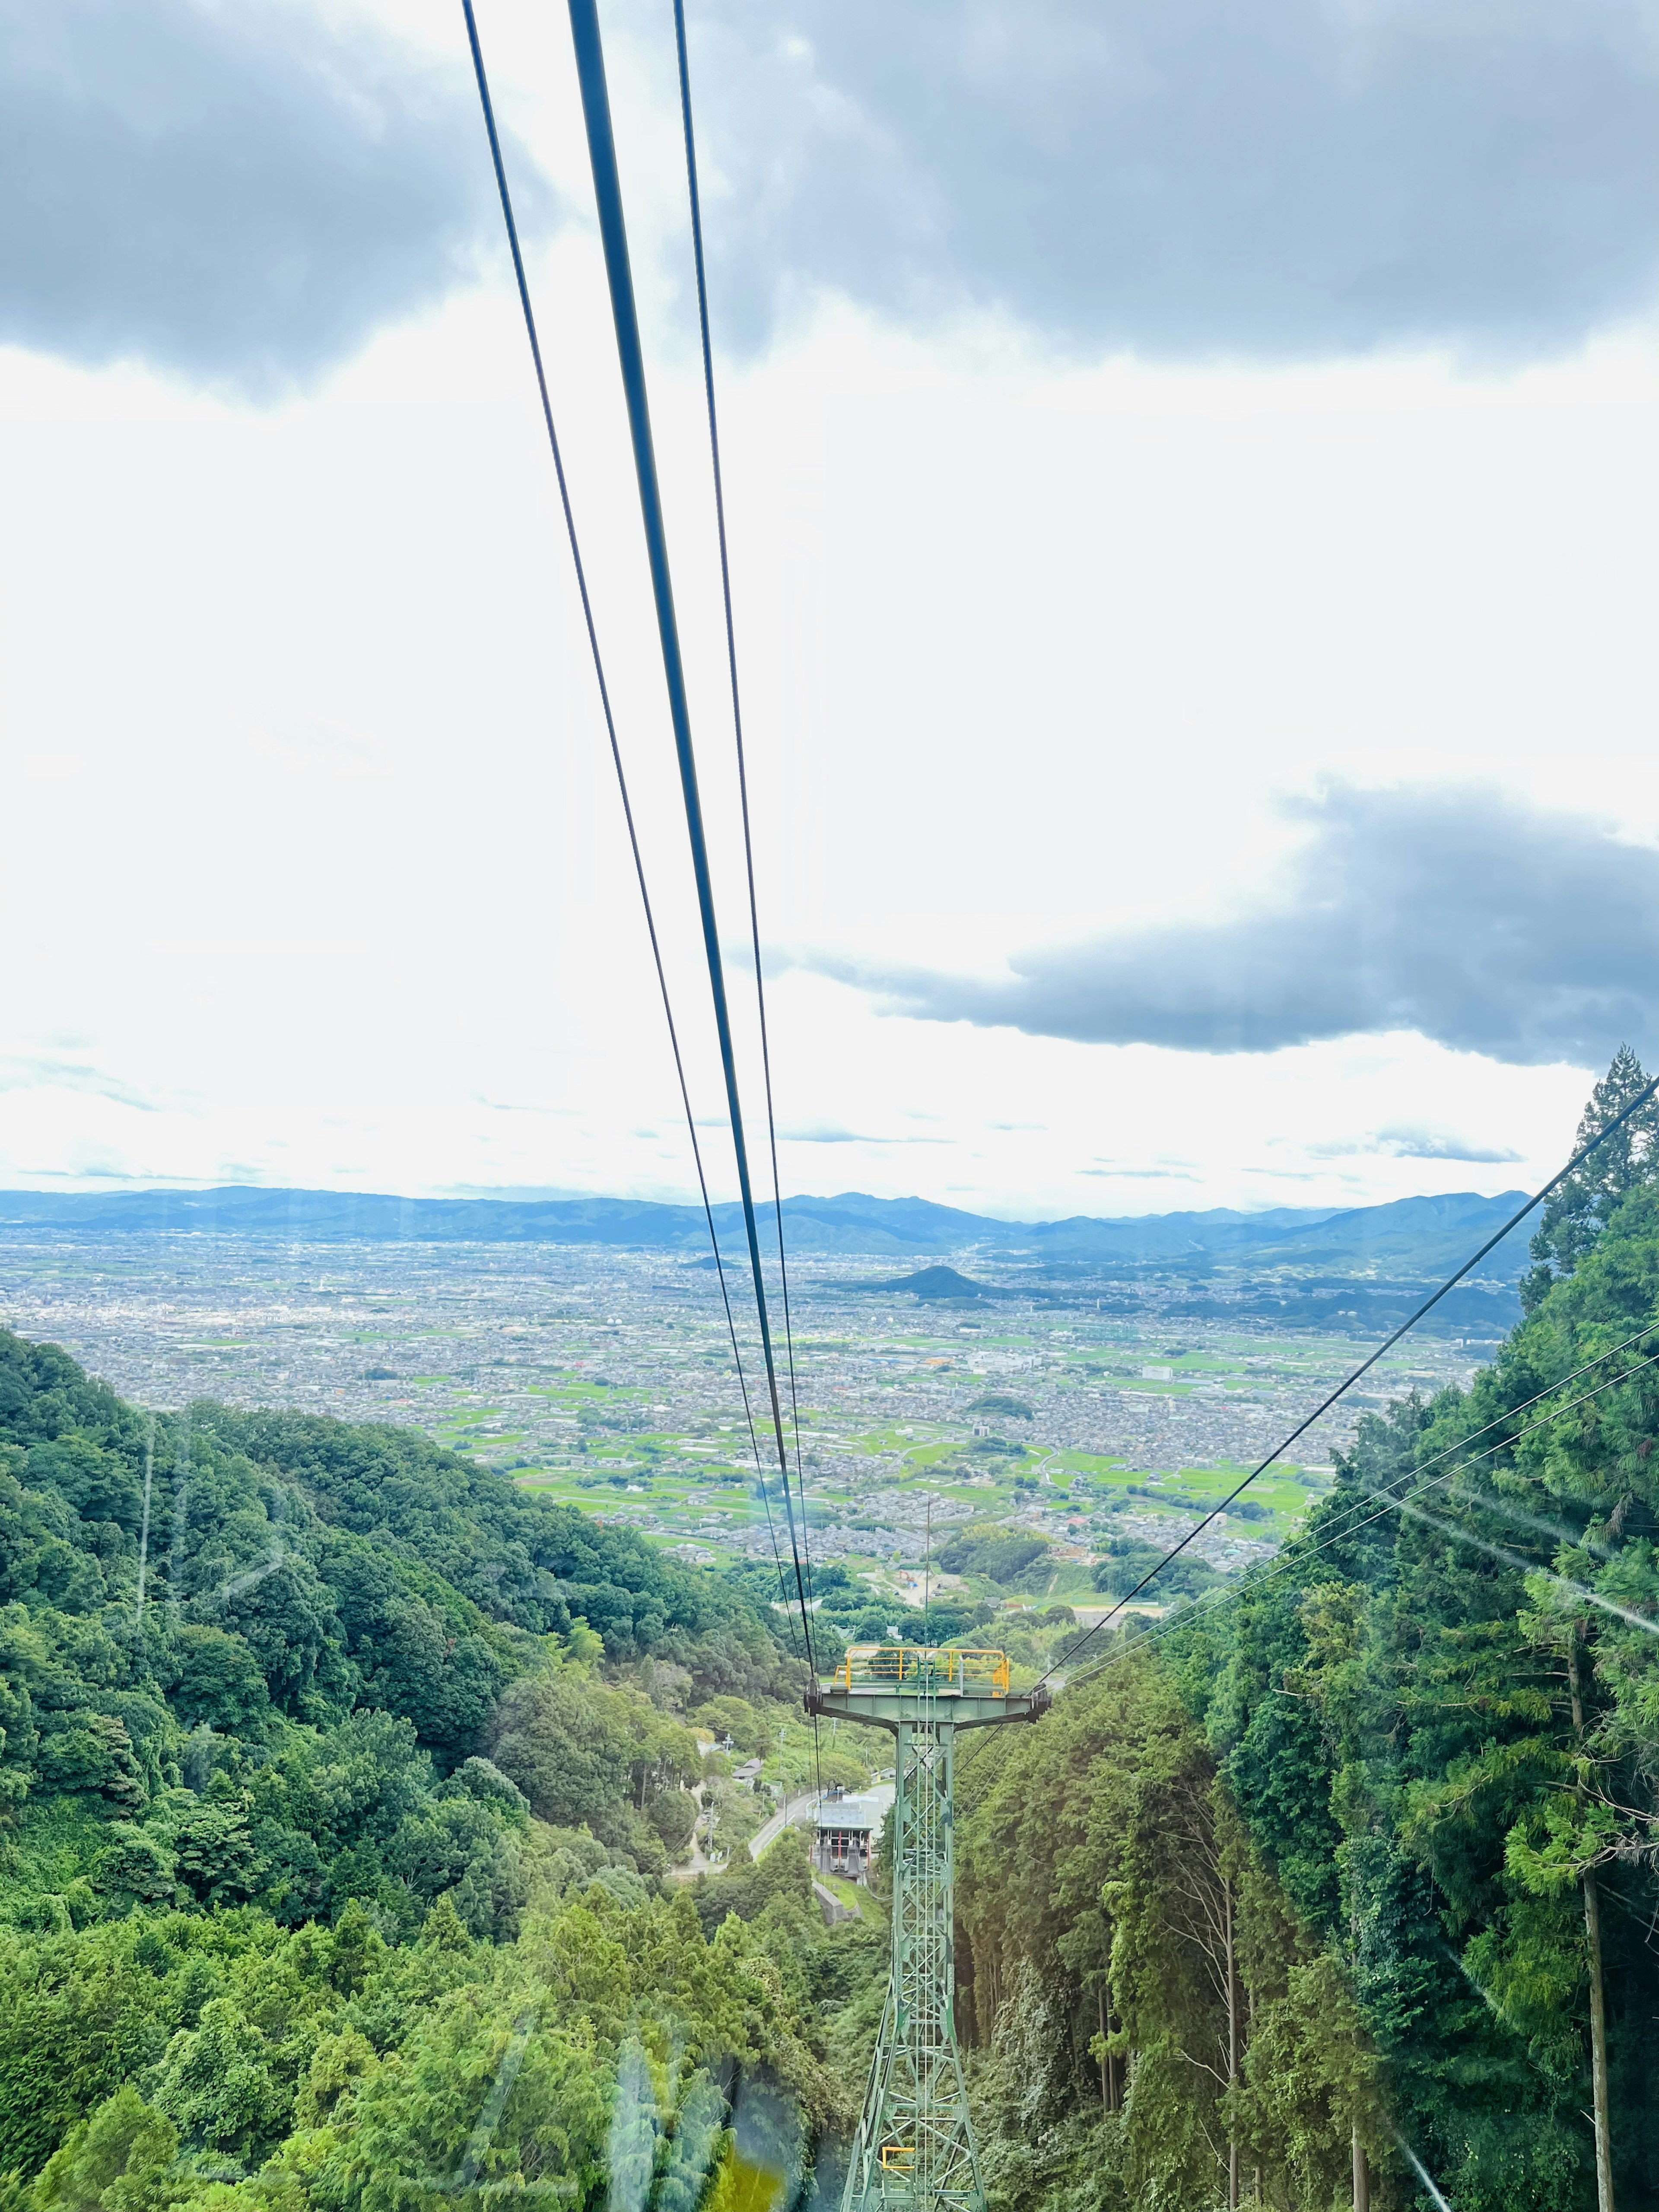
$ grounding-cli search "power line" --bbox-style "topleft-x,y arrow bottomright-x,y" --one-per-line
458,0 -> 802,1659
565,0 -> 817,1672
1063,1330 -> 1659,1697
1037,1071 -> 1659,1689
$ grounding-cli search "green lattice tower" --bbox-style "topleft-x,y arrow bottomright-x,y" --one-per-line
807,1648 -> 1049,2212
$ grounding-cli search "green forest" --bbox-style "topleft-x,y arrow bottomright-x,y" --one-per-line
1,1050 -> 1657,2212
956,1050 -> 1659,2212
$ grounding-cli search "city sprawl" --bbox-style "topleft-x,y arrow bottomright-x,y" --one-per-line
0,1232 -> 1483,1609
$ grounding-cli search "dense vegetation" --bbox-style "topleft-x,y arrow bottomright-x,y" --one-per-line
956,1051 -> 1659,2211
0,1336 -> 881,2212
3,1049 -> 1656,2212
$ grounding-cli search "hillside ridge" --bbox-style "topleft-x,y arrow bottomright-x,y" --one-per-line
0,1181 -> 1535,1278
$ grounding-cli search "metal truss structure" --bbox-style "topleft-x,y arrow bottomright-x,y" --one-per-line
807,1648 -> 1049,2212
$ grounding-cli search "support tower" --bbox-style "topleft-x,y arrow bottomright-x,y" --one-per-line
807,1647 -> 1049,2212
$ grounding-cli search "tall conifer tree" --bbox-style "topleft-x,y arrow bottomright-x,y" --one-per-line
1522,1046 -> 1659,1311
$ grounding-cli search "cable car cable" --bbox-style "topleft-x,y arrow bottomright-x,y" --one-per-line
1035,1069 -> 1659,1689
1192,1313 -> 1659,1588
671,0 -> 815,1610
565,0 -> 817,1672
1228,1316 -> 1659,1592
1052,1313 -> 1659,1688
1060,1331 -> 1659,1697
458,0 -> 802,1659
671,0 -> 823,1805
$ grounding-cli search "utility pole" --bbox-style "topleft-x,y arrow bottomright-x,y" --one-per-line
809,1646 -> 1048,2212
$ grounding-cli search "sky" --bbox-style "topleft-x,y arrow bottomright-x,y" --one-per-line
2,0 -> 1657,1223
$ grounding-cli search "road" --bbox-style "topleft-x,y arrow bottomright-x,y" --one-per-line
748,1790 -> 823,1859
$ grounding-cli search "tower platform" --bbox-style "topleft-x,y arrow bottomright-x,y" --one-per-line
806,1643 -> 1051,1733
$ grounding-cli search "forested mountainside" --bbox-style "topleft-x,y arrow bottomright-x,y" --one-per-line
1,1051 -> 1655,2212
0,1331 -> 880,2210
957,1052 -> 1659,2212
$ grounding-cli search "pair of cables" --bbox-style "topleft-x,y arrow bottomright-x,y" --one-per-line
1036,1069 -> 1659,1692
1039,1071 -> 1659,1690
1059,1316 -> 1659,1699
460,3 -> 823,1761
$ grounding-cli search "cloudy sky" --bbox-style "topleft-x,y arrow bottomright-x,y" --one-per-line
3,0 -> 1657,1221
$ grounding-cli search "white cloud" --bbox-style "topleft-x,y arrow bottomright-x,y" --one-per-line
1,6 -> 1656,1219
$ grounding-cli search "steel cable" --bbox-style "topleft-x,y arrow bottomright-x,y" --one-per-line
1059,1334 -> 1659,1696
564,0 -> 818,1679
671,0 -> 824,1806
1036,1071 -> 1659,1688
459,0 -> 803,1660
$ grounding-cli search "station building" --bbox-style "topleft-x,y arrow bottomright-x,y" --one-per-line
814,1788 -> 886,1884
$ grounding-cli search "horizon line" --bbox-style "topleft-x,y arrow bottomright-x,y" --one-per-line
0,1178 -> 1532,1233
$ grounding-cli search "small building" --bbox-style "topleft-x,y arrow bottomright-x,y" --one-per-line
814,1792 -> 884,1884
732,1758 -> 765,1790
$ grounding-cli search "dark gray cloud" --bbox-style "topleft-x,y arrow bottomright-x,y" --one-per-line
0,0 -> 549,394
812,787 -> 1659,1066
690,0 -> 1659,356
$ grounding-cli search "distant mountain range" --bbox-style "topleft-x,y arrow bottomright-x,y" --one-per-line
0,1182 -> 1534,1284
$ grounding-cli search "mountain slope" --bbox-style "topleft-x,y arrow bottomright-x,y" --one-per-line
0,1327 -> 863,2203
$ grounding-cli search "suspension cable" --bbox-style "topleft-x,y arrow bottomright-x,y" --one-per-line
671,0 -> 815,1602
1225,1316 -> 1659,1577
459,0 -> 802,1659
1036,1070 -> 1659,1689
565,0 -> 817,1675
1062,1332 -> 1659,1697
671,0 -> 823,1808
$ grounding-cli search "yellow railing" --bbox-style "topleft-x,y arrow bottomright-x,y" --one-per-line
831,1646 -> 1012,1697
879,2144 -> 915,2172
